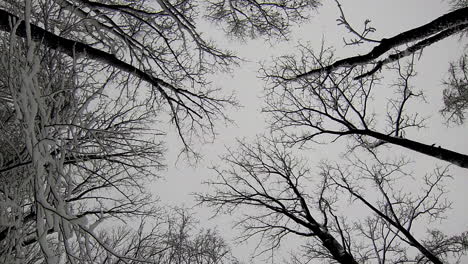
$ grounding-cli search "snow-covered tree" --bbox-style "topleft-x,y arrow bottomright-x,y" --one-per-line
0,0 -> 318,263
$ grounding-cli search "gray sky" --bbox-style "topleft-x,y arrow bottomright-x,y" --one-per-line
152,0 -> 468,262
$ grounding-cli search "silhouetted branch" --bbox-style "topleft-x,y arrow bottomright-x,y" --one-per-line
290,7 -> 468,80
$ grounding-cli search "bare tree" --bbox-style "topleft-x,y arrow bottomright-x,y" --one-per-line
72,208 -> 238,264
199,2 -> 468,264
198,138 -> 360,264
441,54 -> 468,125
198,138 -> 467,263
204,0 -> 318,39
261,3 -> 468,168
319,153 -> 466,264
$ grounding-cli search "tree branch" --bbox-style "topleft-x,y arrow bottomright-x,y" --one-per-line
0,8 -> 196,116
354,129 -> 468,169
291,7 -> 468,80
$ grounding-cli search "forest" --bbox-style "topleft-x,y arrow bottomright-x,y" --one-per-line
0,0 -> 467,263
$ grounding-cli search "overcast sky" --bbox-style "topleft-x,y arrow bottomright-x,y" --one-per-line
152,1 -> 468,262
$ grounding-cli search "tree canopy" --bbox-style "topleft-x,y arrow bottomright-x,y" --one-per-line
200,1 -> 468,264
0,0 -> 318,263
1,0 -> 467,263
